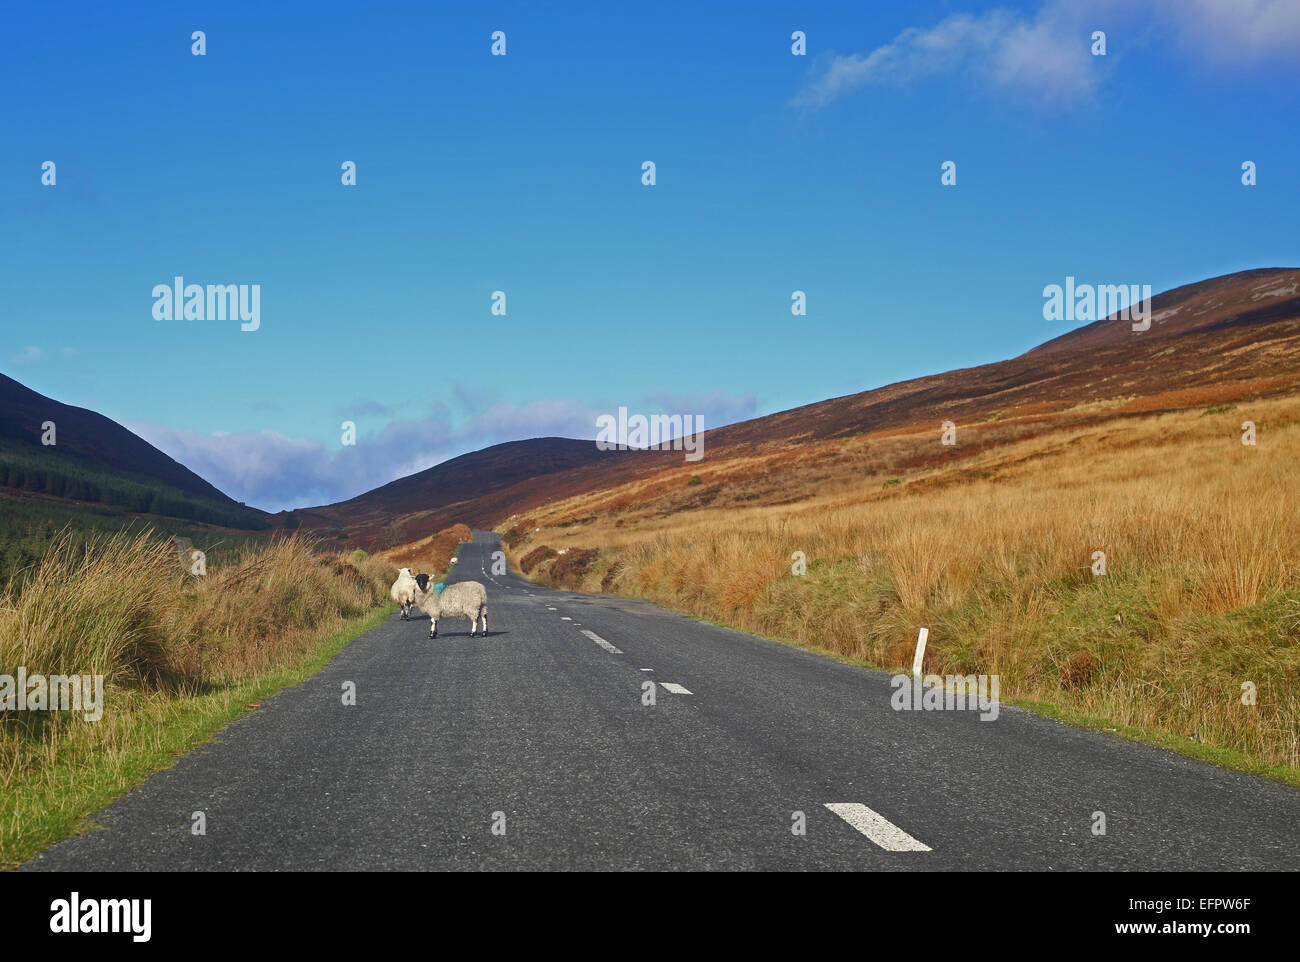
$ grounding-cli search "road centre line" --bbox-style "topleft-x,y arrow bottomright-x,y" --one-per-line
581,629 -> 622,654
823,803 -> 931,852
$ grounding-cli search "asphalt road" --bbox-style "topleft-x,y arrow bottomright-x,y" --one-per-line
23,531 -> 1300,870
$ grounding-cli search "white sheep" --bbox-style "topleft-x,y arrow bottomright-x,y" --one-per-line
413,574 -> 488,638
390,567 -> 419,620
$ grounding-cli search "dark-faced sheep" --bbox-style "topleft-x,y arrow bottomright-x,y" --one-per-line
413,574 -> 488,638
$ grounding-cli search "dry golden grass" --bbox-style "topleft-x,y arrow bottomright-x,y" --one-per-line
0,529 -> 392,790
506,396 -> 1300,772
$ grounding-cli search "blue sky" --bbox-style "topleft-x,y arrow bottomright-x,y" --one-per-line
4,0 -> 1298,511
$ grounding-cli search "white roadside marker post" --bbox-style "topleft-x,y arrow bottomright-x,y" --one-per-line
912,627 -> 929,677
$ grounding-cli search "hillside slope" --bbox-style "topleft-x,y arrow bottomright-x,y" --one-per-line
320,267 -> 1300,548
0,373 -> 269,530
297,437 -> 680,549
1027,267 -> 1300,357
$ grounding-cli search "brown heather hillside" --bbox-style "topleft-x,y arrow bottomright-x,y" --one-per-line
298,439 -> 680,551
1028,267 -> 1300,356
327,267 -> 1300,552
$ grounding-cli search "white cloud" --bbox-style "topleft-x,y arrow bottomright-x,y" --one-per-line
463,397 -> 606,443
793,0 -> 1300,110
1154,0 -> 1300,64
127,424 -> 351,512
10,346 -> 46,364
127,410 -> 470,512
792,6 -> 1097,109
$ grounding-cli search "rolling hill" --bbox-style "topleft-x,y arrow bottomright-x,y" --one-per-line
0,373 -> 270,531
293,438 -> 681,548
310,266 -> 1300,549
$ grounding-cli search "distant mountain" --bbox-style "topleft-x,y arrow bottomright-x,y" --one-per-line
296,438 -> 677,548
0,373 -> 270,530
325,437 -> 617,517
310,267 -> 1300,550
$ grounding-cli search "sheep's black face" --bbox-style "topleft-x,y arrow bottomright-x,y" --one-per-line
415,573 -> 430,592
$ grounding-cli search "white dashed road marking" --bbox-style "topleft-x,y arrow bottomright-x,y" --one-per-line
658,683 -> 692,695
581,629 -> 622,654
823,803 -> 931,852
561,616 -> 572,621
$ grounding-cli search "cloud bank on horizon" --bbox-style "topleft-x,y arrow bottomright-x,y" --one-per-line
128,389 -> 756,512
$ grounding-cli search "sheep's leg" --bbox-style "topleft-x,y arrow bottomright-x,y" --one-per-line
468,613 -> 477,637
480,609 -> 488,636
429,615 -> 438,639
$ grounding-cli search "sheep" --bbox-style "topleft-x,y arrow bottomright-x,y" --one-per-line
413,574 -> 487,638
390,567 -> 420,620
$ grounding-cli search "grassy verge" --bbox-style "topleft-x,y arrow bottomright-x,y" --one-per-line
1007,697 -> 1300,787
0,528 -> 404,869
0,604 -> 391,869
